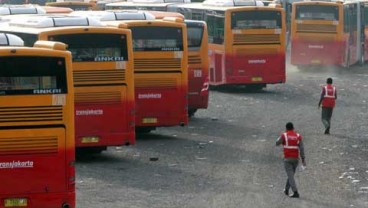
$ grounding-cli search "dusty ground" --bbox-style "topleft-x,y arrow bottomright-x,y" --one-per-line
76,63 -> 368,208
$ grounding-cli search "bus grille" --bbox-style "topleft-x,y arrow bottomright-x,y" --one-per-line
134,58 -> 181,71
0,136 -> 58,155
188,55 -> 201,65
135,77 -> 178,89
233,34 -> 280,45
73,70 -> 126,86
75,91 -> 122,104
296,24 -> 337,33
0,106 -> 63,123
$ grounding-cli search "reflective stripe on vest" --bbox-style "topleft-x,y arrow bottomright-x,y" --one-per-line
324,85 -> 336,98
283,133 -> 299,149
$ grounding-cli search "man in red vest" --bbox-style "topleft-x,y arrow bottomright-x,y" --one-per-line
276,122 -> 306,198
318,77 -> 337,134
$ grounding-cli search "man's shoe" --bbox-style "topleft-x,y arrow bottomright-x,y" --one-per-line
291,191 -> 299,198
283,189 -> 289,196
324,128 -> 330,135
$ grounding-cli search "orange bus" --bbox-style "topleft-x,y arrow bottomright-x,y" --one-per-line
106,18 -> 188,132
0,35 -> 75,208
1,15 -> 135,153
105,0 -> 191,12
176,0 -> 286,88
46,0 -> 97,11
290,0 -> 365,67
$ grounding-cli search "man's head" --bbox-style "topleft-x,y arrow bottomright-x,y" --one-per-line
327,77 -> 333,84
286,122 -> 294,131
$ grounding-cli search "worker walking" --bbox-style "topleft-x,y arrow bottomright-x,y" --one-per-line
318,77 -> 337,134
276,122 -> 306,198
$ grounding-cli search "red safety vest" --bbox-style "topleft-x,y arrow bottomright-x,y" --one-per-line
282,131 -> 302,159
322,84 -> 336,108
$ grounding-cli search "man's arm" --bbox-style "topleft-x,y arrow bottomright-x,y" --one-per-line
318,88 -> 325,107
299,140 -> 306,166
276,136 -> 283,146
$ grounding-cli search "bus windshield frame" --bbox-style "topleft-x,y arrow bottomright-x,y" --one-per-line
131,26 -> 184,51
231,10 -> 283,29
0,56 -> 67,95
295,5 -> 339,21
49,33 -> 129,62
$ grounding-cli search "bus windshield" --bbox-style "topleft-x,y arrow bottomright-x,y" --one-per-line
49,34 -> 129,62
231,10 -> 282,29
0,56 -> 67,95
296,5 -> 339,21
131,26 -> 183,51
187,26 -> 203,49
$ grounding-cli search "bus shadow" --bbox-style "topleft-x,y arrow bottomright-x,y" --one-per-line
210,84 -> 278,94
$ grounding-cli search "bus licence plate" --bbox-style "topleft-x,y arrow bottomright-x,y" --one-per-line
4,198 -> 27,207
81,136 -> 100,143
251,77 -> 263,82
143,118 -> 157,124
311,59 -> 321,64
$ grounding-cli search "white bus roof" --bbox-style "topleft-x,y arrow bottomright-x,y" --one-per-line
9,15 -> 104,28
127,0 -> 191,3
0,5 -> 46,15
203,0 -> 264,6
0,33 -> 24,46
56,0 -> 92,2
70,10 -> 156,21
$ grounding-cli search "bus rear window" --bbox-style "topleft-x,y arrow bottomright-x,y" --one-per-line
131,26 -> 183,51
0,56 -> 67,95
49,33 -> 129,62
296,5 -> 339,21
231,10 -> 282,29
187,26 -> 204,50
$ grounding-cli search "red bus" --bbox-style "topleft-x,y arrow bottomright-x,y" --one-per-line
291,0 -> 365,67
176,0 -> 286,88
0,35 -> 75,208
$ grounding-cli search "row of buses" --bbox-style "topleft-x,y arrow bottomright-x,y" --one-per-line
0,8 -> 207,208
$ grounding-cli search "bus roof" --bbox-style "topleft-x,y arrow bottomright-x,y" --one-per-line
176,2 -> 281,11
105,17 -> 185,28
0,5 -> 46,15
56,0 -> 92,2
0,33 -> 24,46
202,0 -> 265,6
146,10 -> 184,19
9,15 -> 103,28
70,10 -> 156,21
127,0 -> 191,3
42,6 -> 74,14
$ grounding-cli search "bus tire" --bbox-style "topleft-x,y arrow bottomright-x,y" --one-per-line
136,127 -> 155,134
188,109 -> 197,117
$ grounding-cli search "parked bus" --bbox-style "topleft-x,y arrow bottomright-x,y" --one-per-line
1,15 -> 135,153
46,0 -> 97,11
105,0 -> 191,12
149,11 -> 209,116
106,17 -> 188,132
290,0 -> 365,67
0,34 -> 75,208
176,0 -> 286,88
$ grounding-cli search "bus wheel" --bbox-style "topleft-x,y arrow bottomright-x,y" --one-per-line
247,84 -> 265,91
188,109 -> 197,117
136,127 -> 155,134
77,147 -> 106,155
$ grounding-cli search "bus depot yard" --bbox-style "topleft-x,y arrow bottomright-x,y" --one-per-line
76,63 -> 368,208
0,0 -> 368,207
